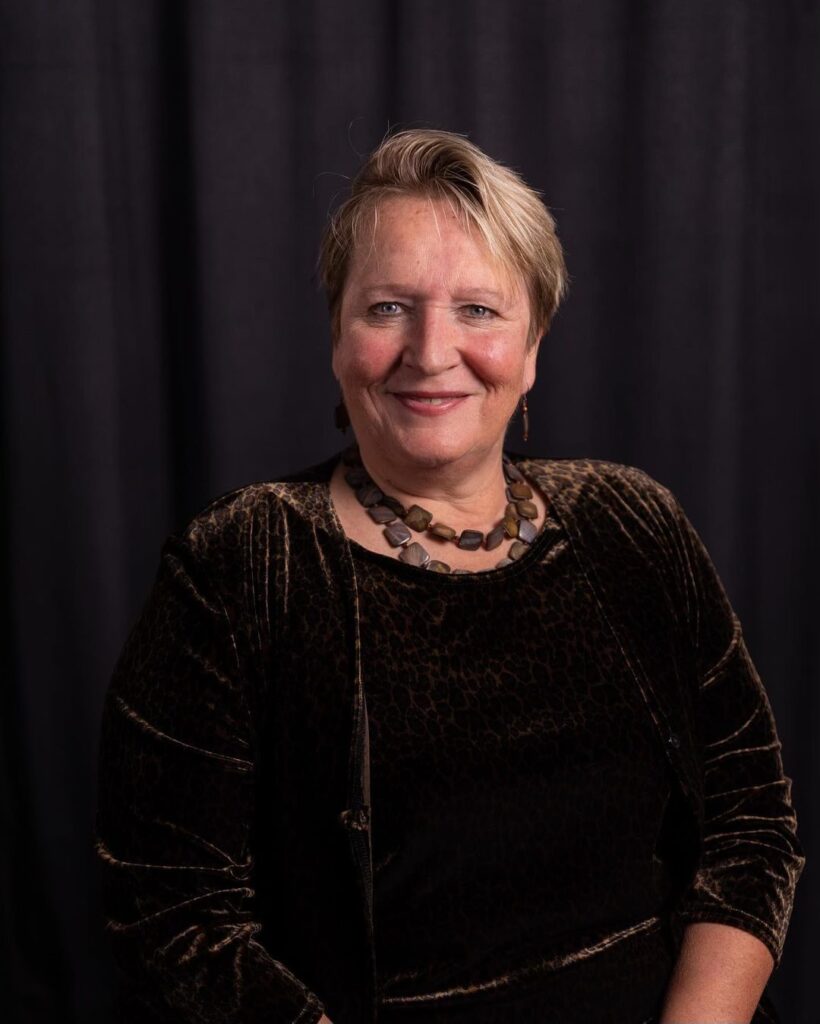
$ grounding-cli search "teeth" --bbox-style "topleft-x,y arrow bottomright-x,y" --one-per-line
409,397 -> 453,404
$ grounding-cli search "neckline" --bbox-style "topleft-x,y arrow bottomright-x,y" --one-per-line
323,449 -> 563,586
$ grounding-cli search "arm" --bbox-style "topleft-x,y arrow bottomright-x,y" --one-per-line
659,921 -> 773,1023
659,495 -> 806,1016
94,528 -> 327,1024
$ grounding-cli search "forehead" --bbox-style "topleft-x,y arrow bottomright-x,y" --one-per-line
346,195 -> 523,300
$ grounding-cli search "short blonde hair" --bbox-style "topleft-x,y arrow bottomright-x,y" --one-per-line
317,127 -> 569,349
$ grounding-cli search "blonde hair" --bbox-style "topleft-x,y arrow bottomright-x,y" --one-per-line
317,127 -> 569,348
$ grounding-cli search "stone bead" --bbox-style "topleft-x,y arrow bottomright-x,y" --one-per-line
495,557 -> 514,568
381,495 -> 407,517
356,483 -> 384,507
457,529 -> 484,550
502,461 -> 525,482
345,466 -> 369,488
367,505 -> 397,524
485,524 -> 506,550
502,515 -> 519,538
384,522 -> 411,547
427,560 -> 452,573
451,568 -> 471,574
429,523 -> 457,541
509,540 -> 529,560
518,518 -> 539,543
507,482 -> 533,500
516,499 -> 538,519
505,502 -> 517,518
404,504 -> 433,531
399,541 -> 430,567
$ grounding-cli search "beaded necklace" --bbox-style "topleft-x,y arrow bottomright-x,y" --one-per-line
340,443 -> 546,574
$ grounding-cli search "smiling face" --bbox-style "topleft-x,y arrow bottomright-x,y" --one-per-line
332,195 -> 540,473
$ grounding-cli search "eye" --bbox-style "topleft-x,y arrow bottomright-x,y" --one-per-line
464,304 -> 494,318
370,301 -> 403,316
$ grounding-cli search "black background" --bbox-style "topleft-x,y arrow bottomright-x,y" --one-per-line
1,2 -> 817,1021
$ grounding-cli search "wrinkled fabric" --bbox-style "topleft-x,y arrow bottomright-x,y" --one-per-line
94,449 -> 806,1024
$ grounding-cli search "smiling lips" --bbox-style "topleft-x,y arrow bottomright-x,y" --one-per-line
391,391 -> 470,415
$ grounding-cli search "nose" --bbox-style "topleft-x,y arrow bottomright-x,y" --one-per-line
401,303 -> 460,375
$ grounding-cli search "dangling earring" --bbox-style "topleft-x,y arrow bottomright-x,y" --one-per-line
520,392 -> 529,443
334,391 -> 350,434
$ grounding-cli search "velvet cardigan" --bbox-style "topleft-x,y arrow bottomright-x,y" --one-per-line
94,451 -> 806,1024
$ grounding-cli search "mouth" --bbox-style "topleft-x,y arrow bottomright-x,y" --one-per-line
389,391 -> 470,415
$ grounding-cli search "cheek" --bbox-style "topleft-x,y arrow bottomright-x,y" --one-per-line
336,330 -> 396,385
467,337 -> 528,387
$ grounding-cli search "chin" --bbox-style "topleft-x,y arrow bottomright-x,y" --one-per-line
389,432 -> 478,468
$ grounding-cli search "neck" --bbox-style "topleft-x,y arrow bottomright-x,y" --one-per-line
353,439 -> 511,532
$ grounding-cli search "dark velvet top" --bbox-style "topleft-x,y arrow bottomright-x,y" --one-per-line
94,451 -> 804,1024
350,500 -> 679,1023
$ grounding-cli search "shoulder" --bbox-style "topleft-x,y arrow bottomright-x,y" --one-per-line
515,453 -> 696,576
519,453 -> 683,522
167,451 -> 339,564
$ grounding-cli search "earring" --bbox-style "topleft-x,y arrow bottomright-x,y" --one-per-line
520,392 -> 529,443
334,392 -> 350,434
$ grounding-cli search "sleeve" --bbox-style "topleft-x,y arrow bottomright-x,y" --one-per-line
667,493 -> 807,971
93,528 -> 327,1024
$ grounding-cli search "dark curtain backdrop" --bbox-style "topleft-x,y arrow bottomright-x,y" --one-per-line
1,2 -> 817,1022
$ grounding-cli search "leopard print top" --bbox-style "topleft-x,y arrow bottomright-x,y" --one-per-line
350,480 -> 677,1022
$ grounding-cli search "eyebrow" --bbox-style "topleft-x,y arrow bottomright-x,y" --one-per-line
360,285 -> 509,304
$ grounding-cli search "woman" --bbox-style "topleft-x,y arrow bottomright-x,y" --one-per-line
95,129 -> 805,1024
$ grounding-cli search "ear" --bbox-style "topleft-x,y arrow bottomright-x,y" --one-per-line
329,303 -> 343,380
523,332 -> 542,393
